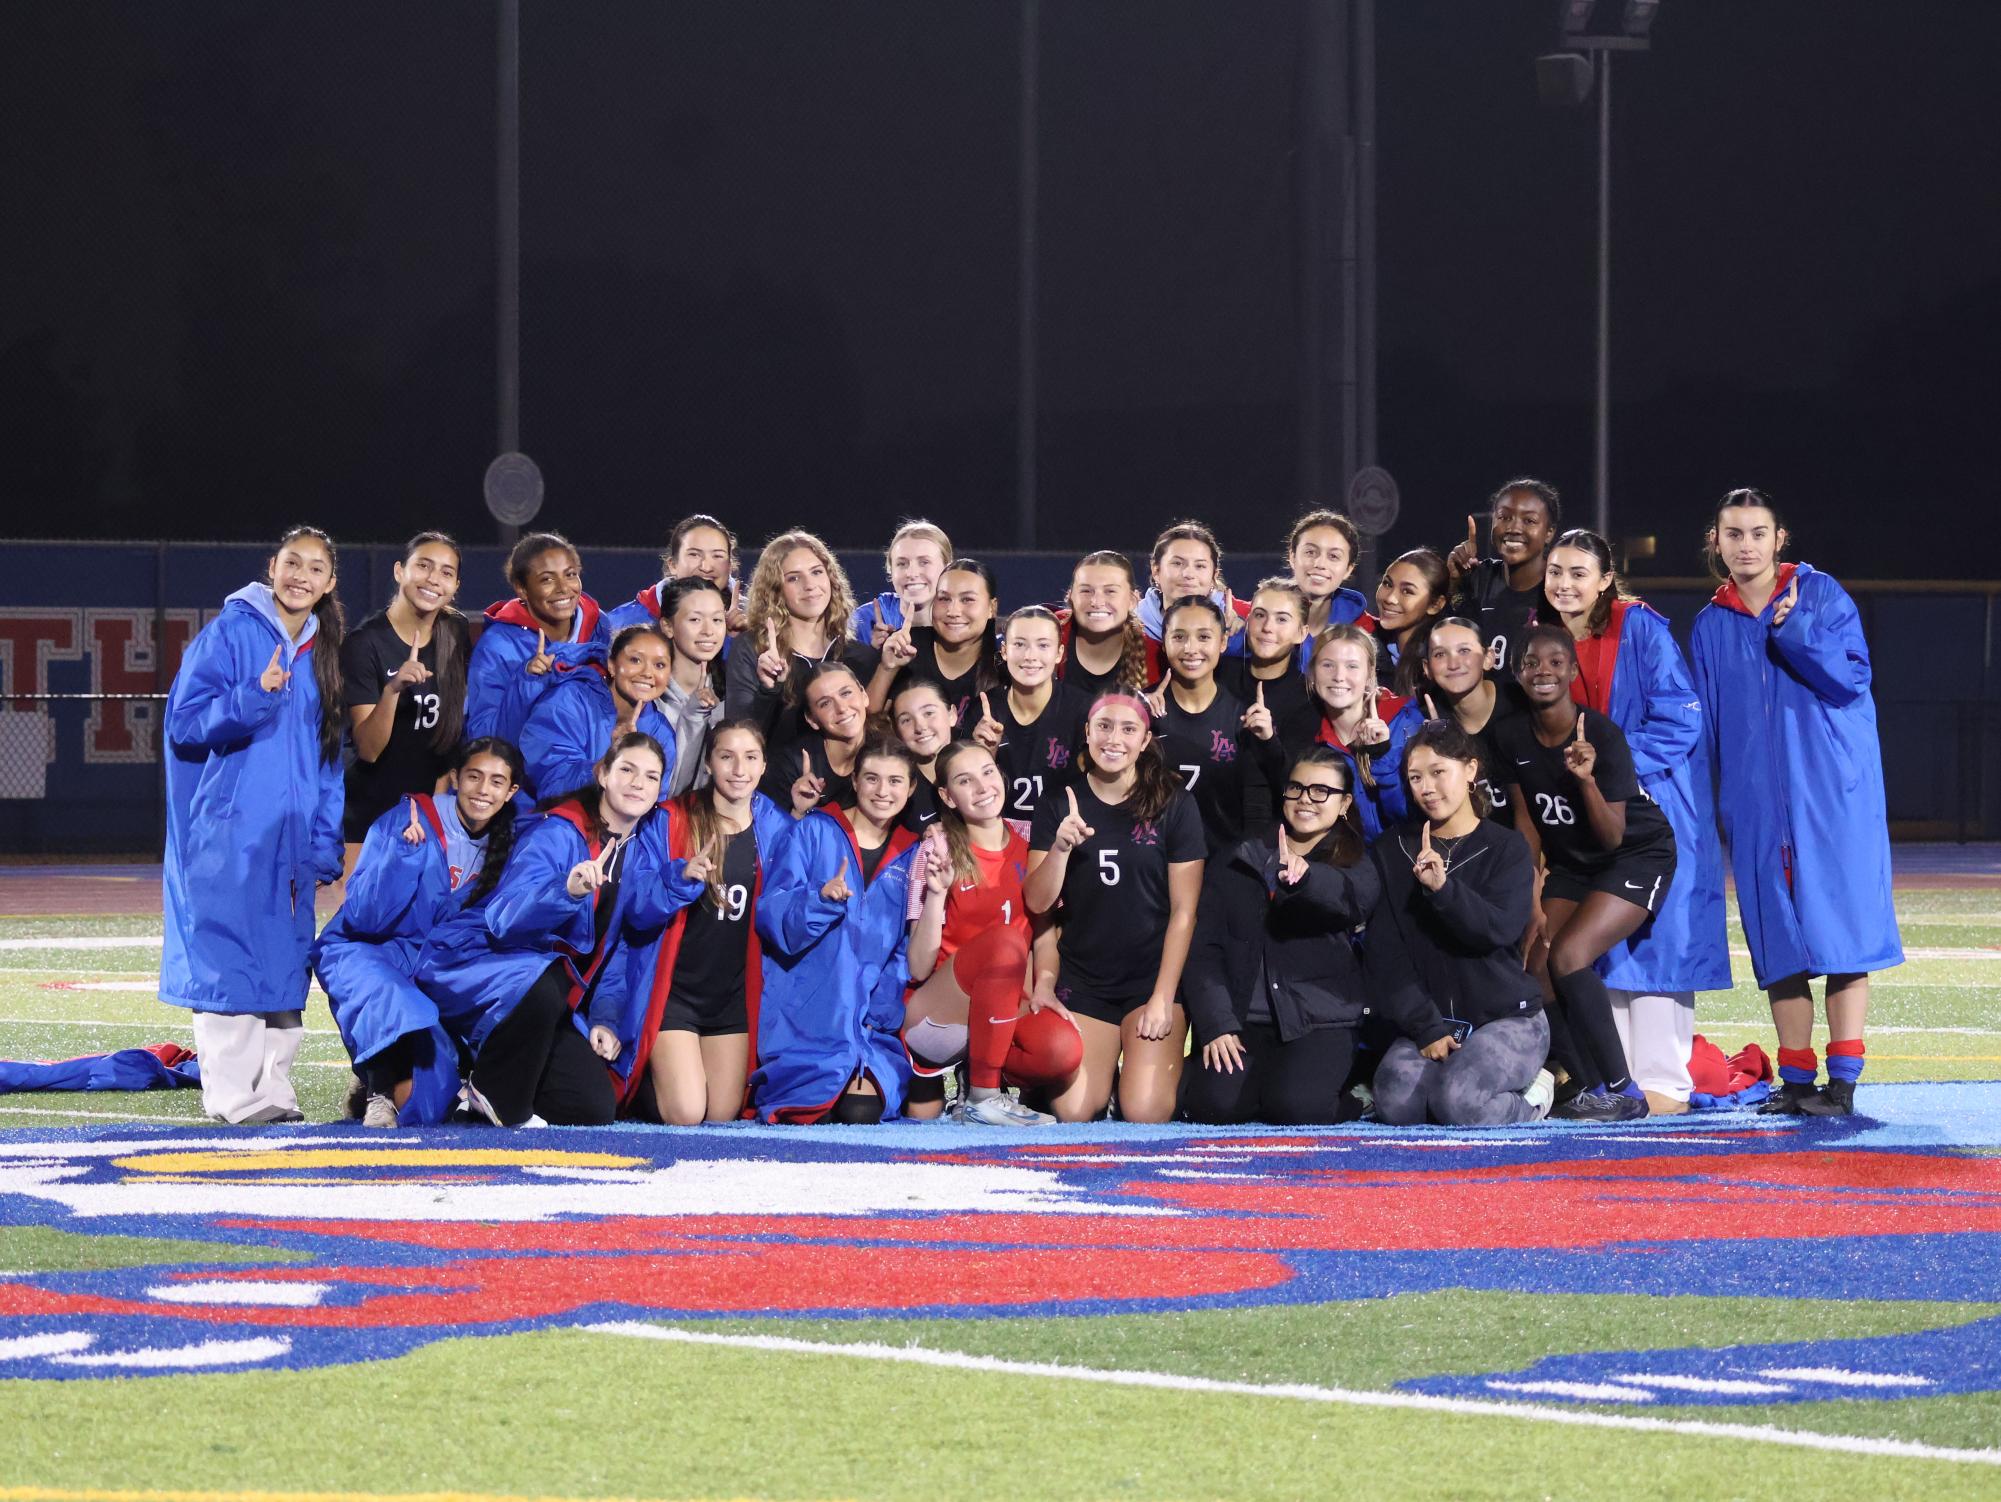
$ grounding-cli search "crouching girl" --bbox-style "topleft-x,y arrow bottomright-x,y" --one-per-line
312,739 -> 523,1125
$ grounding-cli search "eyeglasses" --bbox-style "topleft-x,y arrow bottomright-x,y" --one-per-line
1281,781 -> 1348,804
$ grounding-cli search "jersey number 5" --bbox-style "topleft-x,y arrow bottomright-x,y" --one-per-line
1097,849 -> 1121,886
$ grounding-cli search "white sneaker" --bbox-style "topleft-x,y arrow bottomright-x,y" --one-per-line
1524,1069 -> 1557,1122
520,1114 -> 549,1129
362,1093 -> 399,1129
953,1091 -> 1056,1127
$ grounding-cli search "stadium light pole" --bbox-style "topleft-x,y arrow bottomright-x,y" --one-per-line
1537,0 -> 1656,543
496,0 -> 522,547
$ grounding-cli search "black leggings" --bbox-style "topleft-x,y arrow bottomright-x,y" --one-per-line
471,964 -> 616,1127
1181,1021 -> 1357,1125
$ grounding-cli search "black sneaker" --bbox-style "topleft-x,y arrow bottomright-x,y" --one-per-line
1758,1080 -> 1821,1115
1551,1087 -> 1648,1123
1797,1079 -> 1855,1116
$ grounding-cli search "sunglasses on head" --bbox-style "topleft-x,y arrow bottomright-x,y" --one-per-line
1281,780 -> 1349,804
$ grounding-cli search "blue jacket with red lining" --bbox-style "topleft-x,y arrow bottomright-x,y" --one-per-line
516,661 -> 678,800
463,595 -> 608,749
162,583 -> 344,1016
592,790 -> 793,1111
749,806 -> 921,1122
1570,599 -> 1733,994
416,799 -> 662,1060
311,794 -> 472,1124
1689,564 -> 1900,986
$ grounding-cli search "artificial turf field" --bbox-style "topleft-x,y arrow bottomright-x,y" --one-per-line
0,856 -> 1997,1502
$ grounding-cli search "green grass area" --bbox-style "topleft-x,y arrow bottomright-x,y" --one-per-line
1,885 -> 1996,1125
2,1324 -> 1995,1502
0,1223 -> 305,1272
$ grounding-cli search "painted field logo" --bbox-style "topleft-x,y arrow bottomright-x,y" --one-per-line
0,1120 -> 1997,1394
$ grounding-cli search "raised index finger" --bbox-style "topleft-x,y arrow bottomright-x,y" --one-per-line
1420,821 -> 1433,853
1065,786 -> 1080,820
1466,514 -> 1478,547
535,628 -> 546,655
1576,712 -> 1588,742
267,644 -> 284,670
979,691 -> 993,722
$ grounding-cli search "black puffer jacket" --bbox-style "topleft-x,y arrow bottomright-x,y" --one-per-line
1181,829 -> 1380,1046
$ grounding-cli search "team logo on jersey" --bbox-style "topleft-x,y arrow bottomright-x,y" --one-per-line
1129,820 -> 1160,846
1209,730 -> 1237,762
0,1118 -> 1993,1397
1045,738 -> 1070,770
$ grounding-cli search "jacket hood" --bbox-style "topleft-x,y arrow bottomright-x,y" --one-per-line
223,583 -> 317,655
484,594 -> 602,641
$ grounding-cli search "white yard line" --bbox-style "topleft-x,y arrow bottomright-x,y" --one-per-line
584,1324 -> 2001,1469
0,936 -> 162,952
0,1104 -> 207,1121
0,1017 -> 339,1036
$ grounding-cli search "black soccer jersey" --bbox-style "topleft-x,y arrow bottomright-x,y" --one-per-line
666,824 -> 756,1016
340,610 -> 463,840
1153,683 -> 1274,855
979,682 -> 1091,826
1217,655 -> 1310,728
1030,782 -> 1206,999
1493,711 -> 1673,878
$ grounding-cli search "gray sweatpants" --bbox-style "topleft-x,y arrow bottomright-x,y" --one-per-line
1373,1011 -> 1550,1126
191,1010 -> 305,1124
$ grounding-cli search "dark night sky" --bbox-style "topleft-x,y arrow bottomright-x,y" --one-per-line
3,1 -> 1997,578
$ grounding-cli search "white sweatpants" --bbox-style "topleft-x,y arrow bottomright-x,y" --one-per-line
1609,989 -> 1695,1101
191,1011 -> 305,1124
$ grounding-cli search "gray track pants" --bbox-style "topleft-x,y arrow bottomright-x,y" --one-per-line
1373,1011 -> 1551,1126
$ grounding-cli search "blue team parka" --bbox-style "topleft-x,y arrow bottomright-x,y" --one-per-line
1572,601 -> 1733,994
311,795 -> 477,1124
416,801 -> 661,1060
515,663 -> 678,800
749,807 -> 921,1123
162,584 -> 343,1016
587,791 -> 794,1108
1688,564 -> 1902,986
463,595 -> 608,749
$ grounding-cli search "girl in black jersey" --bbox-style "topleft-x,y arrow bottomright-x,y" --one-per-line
889,676 -> 954,828
970,606 -> 1090,834
727,529 -> 875,754
1148,596 -> 1283,855
1218,577 -> 1313,726
1373,548 -> 1451,695
870,558 -> 1002,721
624,722 -> 780,1125
1026,692 -> 1205,1123
762,660 -> 870,816
1421,617 -> 1523,830
1057,551 -> 1155,696
1495,624 -> 1676,1122
341,531 -> 470,864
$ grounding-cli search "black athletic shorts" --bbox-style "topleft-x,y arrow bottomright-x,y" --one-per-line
1543,848 -> 1674,915
657,988 -> 748,1038
1056,985 -> 1153,1027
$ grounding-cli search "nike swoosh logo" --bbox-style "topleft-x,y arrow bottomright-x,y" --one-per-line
987,1015 -> 1021,1026
1516,759 -> 1532,765
1624,881 -> 1645,889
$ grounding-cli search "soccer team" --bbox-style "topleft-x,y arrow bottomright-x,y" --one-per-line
157,484 -> 1902,1128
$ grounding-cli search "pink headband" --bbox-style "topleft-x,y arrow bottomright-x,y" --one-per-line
1087,690 -> 1152,727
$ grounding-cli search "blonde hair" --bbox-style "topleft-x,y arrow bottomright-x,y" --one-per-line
931,740 -> 993,886
745,530 -> 857,664
1309,622 -> 1384,791
885,519 -> 954,573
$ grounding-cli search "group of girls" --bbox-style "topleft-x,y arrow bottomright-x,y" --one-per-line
162,483 -> 1898,1126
